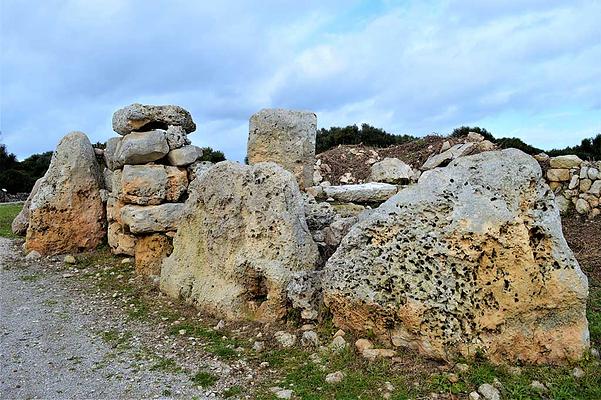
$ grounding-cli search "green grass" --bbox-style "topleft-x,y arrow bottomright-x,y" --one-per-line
191,370 -> 218,387
0,203 -> 23,238
99,329 -> 132,349
19,273 -> 41,282
167,321 -> 241,359
223,386 -> 243,398
149,356 -> 181,373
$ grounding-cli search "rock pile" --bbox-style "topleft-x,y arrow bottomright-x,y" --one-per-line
322,149 -> 589,364
543,155 -> 601,218
104,103 -> 203,276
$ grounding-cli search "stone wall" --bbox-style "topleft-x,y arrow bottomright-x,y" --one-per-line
103,104 -> 206,277
541,155 -> 600,219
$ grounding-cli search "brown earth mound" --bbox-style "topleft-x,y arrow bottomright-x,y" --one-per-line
316,135 -> 464,185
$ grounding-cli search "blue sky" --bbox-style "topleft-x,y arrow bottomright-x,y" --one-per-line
1,0 -> 600,161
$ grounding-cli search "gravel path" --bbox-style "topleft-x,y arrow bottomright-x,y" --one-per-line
0,238 -> 225,399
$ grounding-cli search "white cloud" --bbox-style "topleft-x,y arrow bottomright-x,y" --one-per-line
1,0 -> 599,161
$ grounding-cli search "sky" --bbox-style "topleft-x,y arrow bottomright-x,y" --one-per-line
1,0 -> 600,162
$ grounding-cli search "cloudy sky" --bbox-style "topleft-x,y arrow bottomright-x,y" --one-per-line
1,0 -> 600,161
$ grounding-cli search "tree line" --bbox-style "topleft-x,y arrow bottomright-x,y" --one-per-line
317,124 -> 601,160
0,143 -> 226,194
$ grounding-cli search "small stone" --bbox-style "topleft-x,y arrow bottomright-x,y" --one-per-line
333,329 -> 346,338
301,324 -> 316,331
274,331 -> 296,348
454,363 -> 469,372
269,387 -> 293,399
260,361 -> 269,367
469,391 -> 481,400
492,378 -> 503,389
591,348 -> 600,359
121,258 -> 132,264
330,336 -> 348,351
62,273 -> 74,278
252,341 -> 265,353
25,251 -> 41,261
178,329 -> 186,335
355,339 -> 374,353
325,371 -> 345,384
214,320 -> 225,330
447,373 -> 459,383
478,383 -> 500,400
63,255 -> 76,264
572,367 -> 585,379
361,348 -> 396,361
530,380 -> 547,392
301,331 -> 320,347
383,381 -> 394,392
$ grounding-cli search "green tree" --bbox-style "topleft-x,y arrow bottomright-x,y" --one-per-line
316,124 -> 416,153
198,147 -> 226,163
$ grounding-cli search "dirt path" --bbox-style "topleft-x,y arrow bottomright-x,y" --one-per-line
0,238 -> 225,399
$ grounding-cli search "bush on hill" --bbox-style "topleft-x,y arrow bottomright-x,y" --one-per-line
316,124 -> 416,153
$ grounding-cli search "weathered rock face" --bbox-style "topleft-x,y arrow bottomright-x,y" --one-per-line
112,103 -> 196,135
248,109 -> 317,189
26,132 -> 105,255
113,130 -> 169,167
121,203 -> 184,234
121,165 -> 168,205
323,149 -> 589,364
369,158 -> 413,184
107,222 -> 136,256
166,145 -> 202,166
11,178 -> 43,236
135,234 -> 173,276
321,183 -> 398,204
160,161 -> 319,321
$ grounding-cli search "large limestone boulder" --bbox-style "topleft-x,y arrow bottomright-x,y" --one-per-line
135,233 -> 173,276
421,142 -> 476,170
121,203 -> 184,234
25,132 -> 106,255
549,155 -> 582,169
112,130 -> 169,167
321,183 -> 398,204
121,165 -> 168,205
166,145 -> 202,166
369,158 -> 413,184
323,149 -> 589,364
11,178 -> 43,236
112,103 -> 196,135
248,109 -> 316,189
160,161 -> 319,321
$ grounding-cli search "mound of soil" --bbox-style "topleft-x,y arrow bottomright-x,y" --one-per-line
316,135 -> 464,185
562,213 -> 601,282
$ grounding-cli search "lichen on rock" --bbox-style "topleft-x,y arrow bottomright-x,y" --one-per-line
160,161 -> 319,321
322,149 -> 589,364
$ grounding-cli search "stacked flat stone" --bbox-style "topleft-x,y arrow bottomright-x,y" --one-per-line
104,103 -> 204,276
545,155 -> 601,219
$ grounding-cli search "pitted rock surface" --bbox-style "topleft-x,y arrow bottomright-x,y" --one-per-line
112,103 -> 196,135
25,132 -> 105,255
248,109 -> 317,189
323,149 -> 589,364
160,161 -> 318,321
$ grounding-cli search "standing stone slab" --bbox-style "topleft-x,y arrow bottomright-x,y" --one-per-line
323,149 -> 589,364
25,132 -> 106,255
160,161 -> 319,321
112,103 -> 196,135
248,109 -> 316,189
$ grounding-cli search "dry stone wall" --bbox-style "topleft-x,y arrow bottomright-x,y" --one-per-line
104,104 -> 205,277
542,155 -> 600,219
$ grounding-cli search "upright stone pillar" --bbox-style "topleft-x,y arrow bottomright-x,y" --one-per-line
248,109 -> 317,189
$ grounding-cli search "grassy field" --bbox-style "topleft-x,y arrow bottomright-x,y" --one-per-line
0,203 -> 22,238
